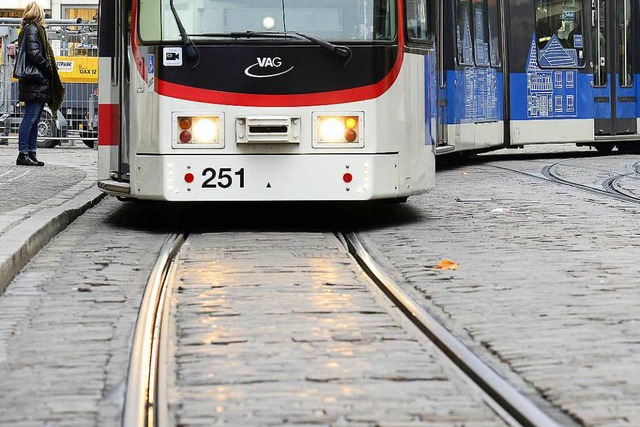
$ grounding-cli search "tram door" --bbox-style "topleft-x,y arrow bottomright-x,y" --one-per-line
592,0 -> 637,135
436,0 -> 448,149
121,0 -> 132,179
114,0 -> 130,181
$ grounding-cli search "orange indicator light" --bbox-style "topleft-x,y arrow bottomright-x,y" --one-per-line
345,117 -> 357,129
184,173 -> 195,183
179,118 -> 192,130
343,173 -> 353,183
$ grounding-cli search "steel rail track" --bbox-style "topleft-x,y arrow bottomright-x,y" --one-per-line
122,233 -> 186,427
342,231 -> 562,427
542,163 -> 640,204
489,162 -> 640,204
602,175 -> 640,201
602,161 -> 640,200
122,229 -> 566,426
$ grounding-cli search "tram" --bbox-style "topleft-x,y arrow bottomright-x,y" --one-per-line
436,0 -> 640,155
97,0 -> 436,201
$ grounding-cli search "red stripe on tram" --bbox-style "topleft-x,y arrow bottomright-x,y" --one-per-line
155,3 -> 406,107
156,70 -> 403,107
98,104 -> 120,146
131,0 -> 406,108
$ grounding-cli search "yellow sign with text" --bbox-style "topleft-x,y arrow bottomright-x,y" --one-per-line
56,56 -> 98,84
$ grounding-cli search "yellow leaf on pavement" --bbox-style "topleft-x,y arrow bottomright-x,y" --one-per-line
434,259 -> 459,270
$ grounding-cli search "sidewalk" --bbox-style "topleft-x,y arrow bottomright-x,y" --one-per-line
0,142 -> 103,294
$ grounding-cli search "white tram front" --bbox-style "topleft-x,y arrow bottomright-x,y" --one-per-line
97,0 -> 436,201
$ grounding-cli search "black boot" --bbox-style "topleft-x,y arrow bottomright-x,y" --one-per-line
28,152 -> 44,166
16,153 -> 40,166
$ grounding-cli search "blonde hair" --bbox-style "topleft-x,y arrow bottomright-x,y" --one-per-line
23,2 -> 46,27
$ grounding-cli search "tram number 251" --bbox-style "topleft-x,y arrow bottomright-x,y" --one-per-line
202,167 -> 246,189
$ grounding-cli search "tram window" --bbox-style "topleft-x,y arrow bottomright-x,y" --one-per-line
144,0 -> 396,42
472,0 -> 489,66
535,0 -> 585,68
618,0 -> 633,87
593,0 -> 606,86
455,0 -> 474,65
372,0 -> 397,40
487,0 -> 501,67
405,0 -> 432,42
140,0 -> 161,40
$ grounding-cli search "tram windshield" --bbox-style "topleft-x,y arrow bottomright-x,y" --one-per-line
139,0 -> 397,42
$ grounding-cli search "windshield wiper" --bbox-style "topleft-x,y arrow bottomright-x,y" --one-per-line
169,0 -> 200,67
288,31 -> 352,67
194,31 -> 352,67
288,31 -> 351,61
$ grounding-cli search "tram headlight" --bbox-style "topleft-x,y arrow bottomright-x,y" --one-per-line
193,118 -> 219,143
315,115 -> 362,145
175,115 -> 221,145
318,118 -> 344,142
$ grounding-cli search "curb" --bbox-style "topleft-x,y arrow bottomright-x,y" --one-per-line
0,186 -> 105,295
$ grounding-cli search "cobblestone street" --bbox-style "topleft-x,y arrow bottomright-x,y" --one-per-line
358,148 -> 640,427
0,143 -> 639,426
3,0 -> 640,423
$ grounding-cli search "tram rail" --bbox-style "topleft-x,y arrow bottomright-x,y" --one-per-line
487,158 -> 640,205
542,163 -> 640,204
123,228 -> 564,427
123,233 -> 186,427
341,232 -> 561,427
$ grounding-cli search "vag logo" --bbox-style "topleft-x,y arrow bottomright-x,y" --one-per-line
257,57 -> 282,67
245,57 -> 294,78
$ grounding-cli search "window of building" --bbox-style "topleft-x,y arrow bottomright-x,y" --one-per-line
61,6 -> 98,57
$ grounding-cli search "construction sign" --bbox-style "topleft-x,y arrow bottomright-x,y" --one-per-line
56,55 -> 98,83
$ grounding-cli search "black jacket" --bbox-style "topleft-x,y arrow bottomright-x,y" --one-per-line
18,23 -> 52,104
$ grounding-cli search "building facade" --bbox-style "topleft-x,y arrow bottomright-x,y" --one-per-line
1,0 -> 97,22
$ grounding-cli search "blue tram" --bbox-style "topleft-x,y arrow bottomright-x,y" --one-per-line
436,0 -> 639,154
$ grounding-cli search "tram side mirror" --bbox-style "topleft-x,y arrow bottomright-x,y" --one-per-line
7,43 -> 16,58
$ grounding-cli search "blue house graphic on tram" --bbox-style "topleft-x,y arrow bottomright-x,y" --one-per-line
526,35 -> 578,118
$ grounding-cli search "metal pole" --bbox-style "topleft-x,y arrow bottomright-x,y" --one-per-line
0,18 -> 96,26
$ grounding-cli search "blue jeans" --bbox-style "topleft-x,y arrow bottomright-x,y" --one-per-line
18,101 -> 45,154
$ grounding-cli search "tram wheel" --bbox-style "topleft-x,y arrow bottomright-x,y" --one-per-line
594,142 -> 615,154
36,110 -> 60,148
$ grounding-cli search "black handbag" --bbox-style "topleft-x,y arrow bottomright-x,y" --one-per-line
12,36 -> 44,81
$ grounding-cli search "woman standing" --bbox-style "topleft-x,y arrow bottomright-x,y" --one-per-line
15,2 -> 64,166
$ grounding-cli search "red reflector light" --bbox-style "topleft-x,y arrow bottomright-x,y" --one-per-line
343,173 -> 353,183
180,131 -> 192,143
179,118 -> 192,130
184,173 -> 194,183
345,129 -> 357,142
